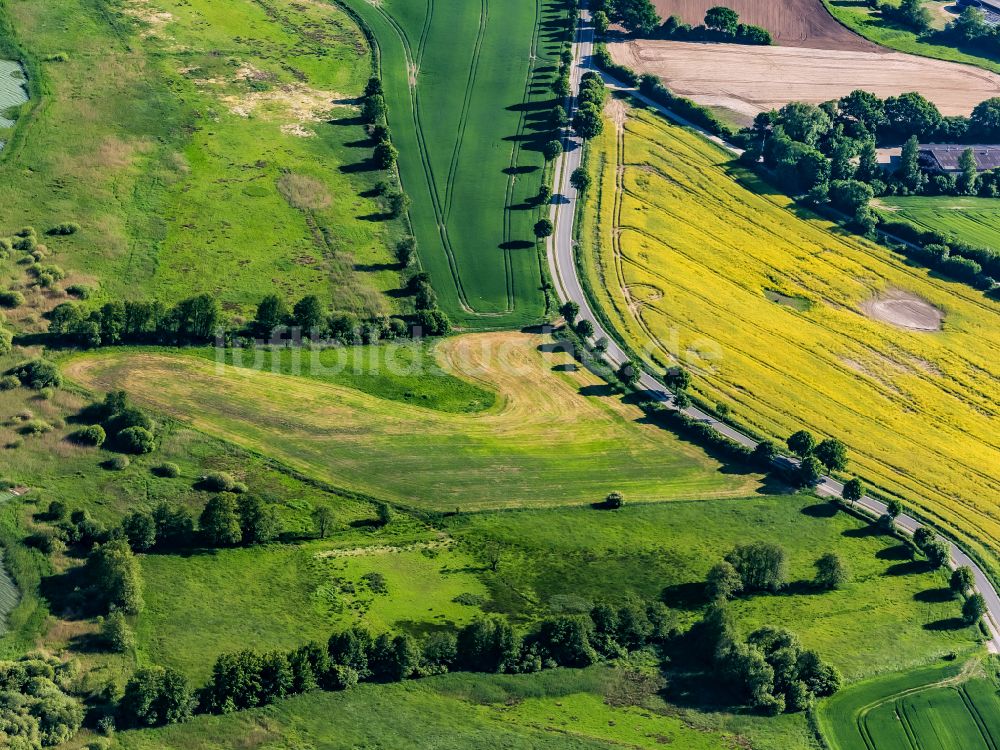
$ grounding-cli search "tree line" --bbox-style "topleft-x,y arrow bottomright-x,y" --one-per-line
591,1 -> 770,44
871,0 -> 1000,59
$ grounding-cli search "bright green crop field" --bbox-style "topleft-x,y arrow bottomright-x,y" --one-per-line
819,659 -> 1000,750
341,0 -> 567,327
879,196 -> 1000,252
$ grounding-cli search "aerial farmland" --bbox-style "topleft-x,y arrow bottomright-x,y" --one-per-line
0,0 -> 997,748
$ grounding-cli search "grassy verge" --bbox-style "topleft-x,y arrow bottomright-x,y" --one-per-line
822,0 -> 1000,74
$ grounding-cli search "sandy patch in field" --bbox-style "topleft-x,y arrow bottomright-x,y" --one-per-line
650,0 -> 882,51
861,290 -> 944,331
221,84 -> 347,134
123,0 -> 173,37
610,40 -> 1000,118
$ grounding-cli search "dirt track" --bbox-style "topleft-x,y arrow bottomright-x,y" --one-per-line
610,40 -> 1000,118
651,0 -> 883,51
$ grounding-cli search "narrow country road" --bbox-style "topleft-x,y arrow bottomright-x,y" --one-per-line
546,8 -> 1000,652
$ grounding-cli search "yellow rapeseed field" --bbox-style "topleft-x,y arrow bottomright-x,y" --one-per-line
580,104 -> 1000,573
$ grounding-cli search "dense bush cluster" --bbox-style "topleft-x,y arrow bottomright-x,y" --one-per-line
48,295 -> 220,347
869,0 -> 1000,57
697,604 -> 841,714
660,6 -> 771,45
0,656 -> 84,749
197,601 -> 676,715
572,72 -> 606,140
6,360 -> 61,390
78,391 -> 157,455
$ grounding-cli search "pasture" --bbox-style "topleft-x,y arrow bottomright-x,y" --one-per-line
131,492 -> 978,686
819,660 -> 1000,750
608,40 -> 1000,121
339,0 -> 562,328
62,331 -> 762,510
108,669 -> 786,750
0,0 -> 405,322
879,196 -> 1000,253
579,103 -> 1000,576
823,0 -> 1000,74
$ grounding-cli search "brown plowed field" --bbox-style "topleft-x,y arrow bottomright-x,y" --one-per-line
651,0 -> 883,51
610,40 -> 1000,118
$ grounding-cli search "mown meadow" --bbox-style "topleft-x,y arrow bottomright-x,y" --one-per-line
61,332 -> 761,510
0,0 -> 406,326
340,0 -> 568,327
579,102 -> 1000,577
879,195 -> 1000,252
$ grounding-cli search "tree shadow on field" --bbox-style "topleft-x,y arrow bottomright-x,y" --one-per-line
344,137 -> 376,149
885,560 -> 933,577
800,502 -> 837,518
660,581 -> 707,611
504,165 -> 539,175
842,524 -> 884,539
329,114 -> 366,127
507,100 -> 553,113
354,261 -> 397,272
552,363 -> 577,372
578,383 -> 616,398
924,617 -> 967,631
340,158 -> 378,174
754,475 -> 796,495
498,240 -> 534,250
914,587 -> 954,604
876,543 -> 912,561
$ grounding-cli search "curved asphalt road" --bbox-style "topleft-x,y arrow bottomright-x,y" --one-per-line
546,8 -> 1000,652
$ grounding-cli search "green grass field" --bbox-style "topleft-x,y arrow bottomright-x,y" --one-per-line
822,0 -> 1000,74
194,339 -> 496,413
108,668 -> 808,750
63,331 -> 762,509
340,0 -> 564,327
819,659 -> 1000,750
879,196 -> 1000,252
0,0 -> 406,326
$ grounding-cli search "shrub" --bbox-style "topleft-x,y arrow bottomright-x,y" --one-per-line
0,326 -> 11,356
65,283 -> 90,299
48,222 -> 80,236
604,491 -> 624,509
18,419 -> 52,436
0,290 -> 25,308
105,455 -> 130,471
231,481 -> 249,494
202,471 -> 235,492
71,425 -> 106,447
102,610 -> 135,653
154,462 -> 180,478
116,426 -> 155,454
0,374 -> 19,390
8,359 -> 62,389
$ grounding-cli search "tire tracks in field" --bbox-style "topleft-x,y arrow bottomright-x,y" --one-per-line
367,0 -> 479,315
500,0 -> 543,314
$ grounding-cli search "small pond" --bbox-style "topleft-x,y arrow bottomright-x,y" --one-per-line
0,58 -> 29,146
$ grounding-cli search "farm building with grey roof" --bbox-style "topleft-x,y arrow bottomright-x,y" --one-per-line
918,144 -> 1000,173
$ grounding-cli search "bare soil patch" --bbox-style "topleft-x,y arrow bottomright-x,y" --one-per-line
610,40 -> 1000,118
861,289 -> 944,331
650,0 -> 882,51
